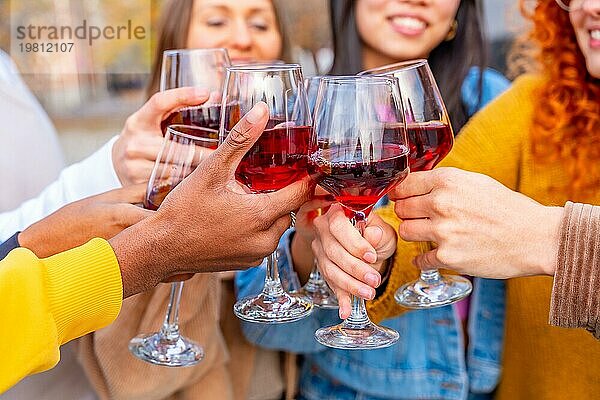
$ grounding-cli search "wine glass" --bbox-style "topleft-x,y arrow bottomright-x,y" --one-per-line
128,124 -> 218,366
293,75 -> 339,310
129,48 -> 229,366
220,64 -> 314,323
160,48 -> 231,134
360,59 -> 472,308
310,75 -> 409,349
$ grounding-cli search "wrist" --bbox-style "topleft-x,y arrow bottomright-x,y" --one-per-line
109,215 -> 167,297
18,224 -> 47,257
534,206 -> 562,276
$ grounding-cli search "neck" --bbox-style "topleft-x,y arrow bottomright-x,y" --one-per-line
361,46 -> 399,71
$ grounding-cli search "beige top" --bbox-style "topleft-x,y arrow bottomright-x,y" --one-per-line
77,274 -> 233,400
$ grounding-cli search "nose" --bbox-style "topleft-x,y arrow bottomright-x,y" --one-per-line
231,20 -> 252,51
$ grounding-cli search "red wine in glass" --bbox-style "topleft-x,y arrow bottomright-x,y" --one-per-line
235,124 -> 313,193
144,125 -> 219,211
309,142 -> 410,215
161,104 -> 240,138
144,182 -> 174,211
406,121 -> 453,172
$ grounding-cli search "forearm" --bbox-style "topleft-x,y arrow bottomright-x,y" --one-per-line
550,202 -> 600,338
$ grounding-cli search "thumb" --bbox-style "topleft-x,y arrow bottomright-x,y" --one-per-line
142,87 -> 210,127
363,225 -> 384,249
265,175 -> 315,219
412,248 -> 444,271
209,102 -> 269,181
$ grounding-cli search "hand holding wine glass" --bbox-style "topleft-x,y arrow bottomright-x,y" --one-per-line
111,102 -> 315,288
113,86 -> 211,186
309,75 -> 410,349
360,60 -> 472,309
222,64 -> 316,324
311,204 -> 399,318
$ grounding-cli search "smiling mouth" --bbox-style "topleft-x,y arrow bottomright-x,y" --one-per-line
592,29 -> 600,40
389,16 -> 427,34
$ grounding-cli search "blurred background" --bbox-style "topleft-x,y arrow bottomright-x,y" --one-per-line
0,0 -> 526,164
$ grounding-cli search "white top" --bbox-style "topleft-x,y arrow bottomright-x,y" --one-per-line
0,50 -> 65,212
0,50 -> 121,400
0,49 -> 122,242
0,135 -> 121,242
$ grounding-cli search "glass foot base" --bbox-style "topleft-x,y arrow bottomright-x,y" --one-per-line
296,282 -> 338,309
315,321 -> 399,350
234,291 -> 313,324
129,332 -> 204,367
394,274 -> 472,309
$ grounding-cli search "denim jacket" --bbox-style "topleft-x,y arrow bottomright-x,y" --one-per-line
236,68 -> 510,400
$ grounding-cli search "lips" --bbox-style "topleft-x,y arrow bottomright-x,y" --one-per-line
388,15 -> 427,36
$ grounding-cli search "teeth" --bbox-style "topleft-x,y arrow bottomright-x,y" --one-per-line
391,16 -> 426,31
592,30 -> 600,40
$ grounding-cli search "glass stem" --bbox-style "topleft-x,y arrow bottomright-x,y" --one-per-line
308,263 -> 321,283
262,252 -> 285,298
160,281 -> 184,341
418,241 -> 443,285
344,211 -> 372,329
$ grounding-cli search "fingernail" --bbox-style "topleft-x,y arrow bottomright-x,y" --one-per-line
365,272 -> 380,287
364,251 -> 377,263
246,102 -> 267,124
358,287 -> 375,300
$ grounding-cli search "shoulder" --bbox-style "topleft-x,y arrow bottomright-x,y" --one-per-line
456,74 -> 545,144
507,73 -> 546,95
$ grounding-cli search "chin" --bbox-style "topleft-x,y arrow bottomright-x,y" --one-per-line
585,60 -> 600,79
382,41 -> 431,62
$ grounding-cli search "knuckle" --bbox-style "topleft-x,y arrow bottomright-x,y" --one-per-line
435,167 -> 456,187
148,92 -> 163,110
397,221 -> 411,240
435,247 -> 456,266
430,192 -> 451,215
322,241 -> 339,262
124,141 -> 138,159
433,220 -> 454,242
313,214 -> 327,231
348,260 -> 365,280
124,115 -> 137,132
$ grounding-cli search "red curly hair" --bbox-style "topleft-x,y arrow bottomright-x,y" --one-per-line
520,0 -> 600,198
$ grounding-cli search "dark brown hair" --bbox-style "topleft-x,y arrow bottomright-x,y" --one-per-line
147,0 -> 288,98
329,0 -> 488,132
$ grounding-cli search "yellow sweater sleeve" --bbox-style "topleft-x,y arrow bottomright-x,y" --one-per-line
367,75 -> 543,322
0,238 -> 122,394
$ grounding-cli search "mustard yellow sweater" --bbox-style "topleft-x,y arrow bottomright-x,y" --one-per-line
368,75 -> 600,399
0,238 -> 122,394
